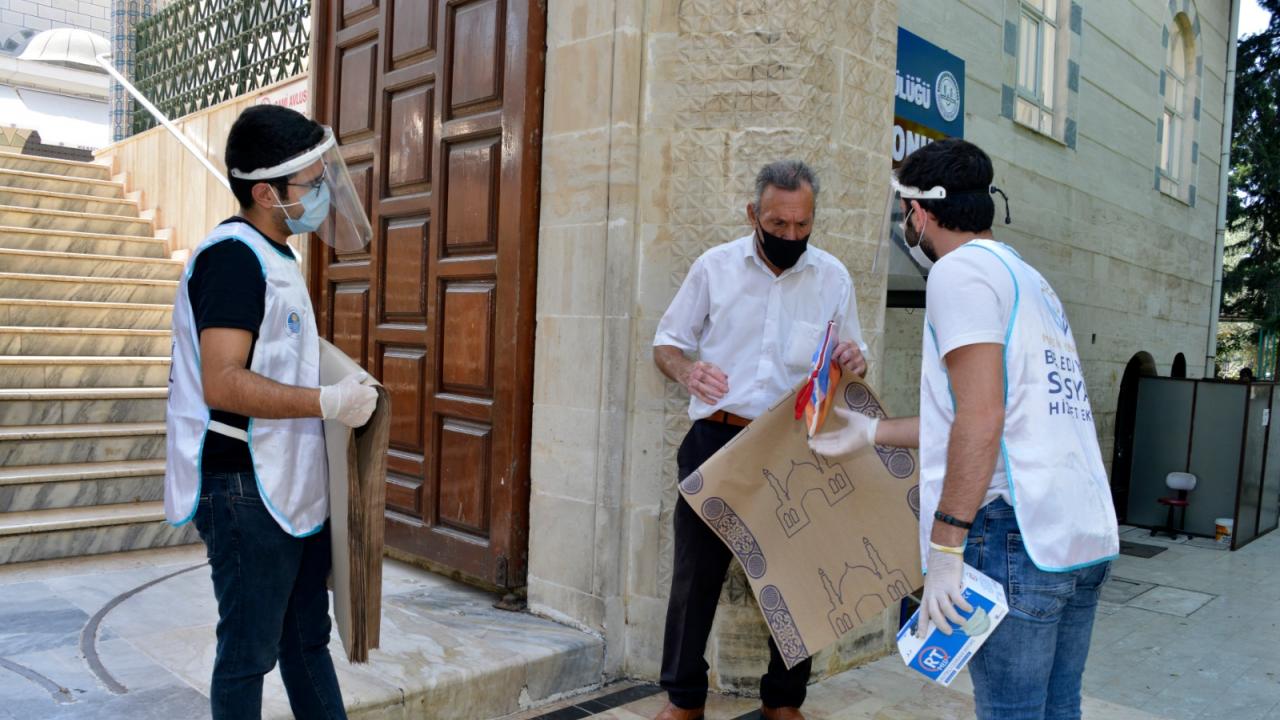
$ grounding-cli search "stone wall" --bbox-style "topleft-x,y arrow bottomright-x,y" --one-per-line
889,0 -> 1233,469
0,0 -> 110,33
531,0 -> 901,685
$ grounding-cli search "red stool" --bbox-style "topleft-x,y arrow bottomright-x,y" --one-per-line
1151,472 -> 1196,539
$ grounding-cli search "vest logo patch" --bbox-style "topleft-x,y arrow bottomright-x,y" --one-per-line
286,307 -> 302,336
1040,280 -> 1070,335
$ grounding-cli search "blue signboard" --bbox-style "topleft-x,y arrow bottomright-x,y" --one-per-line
893,28 -> 965,163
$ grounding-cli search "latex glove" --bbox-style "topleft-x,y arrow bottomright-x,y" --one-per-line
808,405 -> 879,456
319,372 -> 377,428
915,543 -> 973,639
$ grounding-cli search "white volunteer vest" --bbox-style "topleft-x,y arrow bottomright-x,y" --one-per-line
164,221 -> 329,537
919,240 -> 1118,572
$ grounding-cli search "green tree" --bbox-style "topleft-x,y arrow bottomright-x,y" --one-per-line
1223,2 -> 1280,334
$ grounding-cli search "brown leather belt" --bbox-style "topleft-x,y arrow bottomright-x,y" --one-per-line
706,410 -> 752,428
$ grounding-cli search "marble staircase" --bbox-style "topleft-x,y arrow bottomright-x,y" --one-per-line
0,149 -> 196,564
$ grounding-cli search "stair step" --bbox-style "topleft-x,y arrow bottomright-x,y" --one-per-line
0,204 -> 153,238
0,386 -> 167,424
0,272 -> 177,305
0,326 -> 171,357
0,460 -> 165,512
0,421 -> 166,465
0,501 -> 198,564
0,150 -> 112,181
0,167 -> 126,199
0,186 -> 139,218
0,298 -> 172,330
0,248 -> 182,280
0,225 -> 167,258
0,356 -> 170,388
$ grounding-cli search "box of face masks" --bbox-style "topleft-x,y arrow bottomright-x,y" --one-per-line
895,564 -> 1009,686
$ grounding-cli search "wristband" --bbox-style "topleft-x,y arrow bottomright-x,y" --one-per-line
929,541 -> 965,556
934,510 -> 973,530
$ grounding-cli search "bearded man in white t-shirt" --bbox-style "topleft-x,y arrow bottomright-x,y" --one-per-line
810,138 -> 1119,720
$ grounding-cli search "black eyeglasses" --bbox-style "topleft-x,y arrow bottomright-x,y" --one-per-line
287,163 -> 328,192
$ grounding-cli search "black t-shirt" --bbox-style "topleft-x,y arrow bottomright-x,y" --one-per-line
188,217 -> 296,472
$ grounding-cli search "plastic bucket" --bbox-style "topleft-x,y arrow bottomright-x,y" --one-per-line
1215,518 -> 1234,543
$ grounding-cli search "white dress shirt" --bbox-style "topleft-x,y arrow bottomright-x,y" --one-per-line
654,234 -> 867,420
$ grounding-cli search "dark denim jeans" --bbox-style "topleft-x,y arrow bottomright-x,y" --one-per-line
963,499 -> 1111,720
192,472 -> 347,720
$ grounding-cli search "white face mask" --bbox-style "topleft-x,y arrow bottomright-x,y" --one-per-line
902,206 -> 935,271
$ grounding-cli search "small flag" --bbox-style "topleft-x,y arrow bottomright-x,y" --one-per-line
795,321 -> 842,437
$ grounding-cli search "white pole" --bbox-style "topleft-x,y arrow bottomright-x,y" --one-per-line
1206,0 -> 1242,377
95,52 -> 231,191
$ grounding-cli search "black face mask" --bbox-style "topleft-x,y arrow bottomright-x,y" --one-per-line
756,223 -> 810,270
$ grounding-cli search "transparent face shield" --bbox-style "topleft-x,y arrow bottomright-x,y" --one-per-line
229,127 -> 373,252
875,175 -> 948,275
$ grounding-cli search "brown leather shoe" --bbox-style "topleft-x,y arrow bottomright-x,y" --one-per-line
653,702 -> 704,720
760,707 -> 805,720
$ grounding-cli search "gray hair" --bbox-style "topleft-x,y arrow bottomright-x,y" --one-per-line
754,160 -> 820,210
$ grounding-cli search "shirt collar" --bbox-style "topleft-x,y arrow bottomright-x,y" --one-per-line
743,232 -> 818,276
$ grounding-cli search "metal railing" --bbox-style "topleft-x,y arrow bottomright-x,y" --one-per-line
96,52 -> 231,190
130,0 -> 309,135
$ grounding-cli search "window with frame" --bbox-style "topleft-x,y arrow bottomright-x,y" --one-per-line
1015,0 -> 1065,137
1161,19 -> 1191,187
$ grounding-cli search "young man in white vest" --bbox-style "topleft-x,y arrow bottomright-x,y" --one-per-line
811,138 -> 1118,720
164,105 -> 377,720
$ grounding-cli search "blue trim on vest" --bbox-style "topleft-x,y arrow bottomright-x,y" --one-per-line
246,417 -> 325,539
963,243 -> 1020,403
959,243 -> 1113,573
170,417 -> 209,527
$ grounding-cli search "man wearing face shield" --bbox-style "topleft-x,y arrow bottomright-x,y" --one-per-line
651,160 -> 869,720
164,105 -> 376,720
809,139 -> 1118,720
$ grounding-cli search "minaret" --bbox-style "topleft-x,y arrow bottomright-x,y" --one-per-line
864,537 -> 886,579
764,468 -> 789,503
819,568 -> 841,606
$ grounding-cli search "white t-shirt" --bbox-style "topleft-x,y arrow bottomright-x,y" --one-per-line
920,240 -> 1014,506
654,234 -> 867,420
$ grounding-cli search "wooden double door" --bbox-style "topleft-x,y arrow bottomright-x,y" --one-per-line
310,0 -> 543,588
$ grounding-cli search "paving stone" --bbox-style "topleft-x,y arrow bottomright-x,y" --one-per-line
1127,586 -> 1216,617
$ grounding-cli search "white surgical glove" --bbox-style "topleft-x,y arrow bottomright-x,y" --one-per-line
808,405 -> 880,456
915,542 -> 973,639
319,372 -> 377,428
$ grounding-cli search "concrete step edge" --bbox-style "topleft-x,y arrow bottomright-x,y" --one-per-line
0,166 -> 124,191
0,298 -> 171,311
0,150 -> 112,174
0,459 -> 166,486
0,271 -> 178,288
0,421 -> 166,441
0,203 -> 151,225
0,501 -> 167,536
0,356 -> 170,365
0,247 -> 182,268
0,185 -> 138,211
0,386 -> 169,400
0,326 -> 171,337
0,224 -> 165,245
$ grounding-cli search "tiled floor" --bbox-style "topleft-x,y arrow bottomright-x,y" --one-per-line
2,527 -> 1277,719
509,526 -> 1280,720
1082,527 -> 1280,720
0,546 -> 603,719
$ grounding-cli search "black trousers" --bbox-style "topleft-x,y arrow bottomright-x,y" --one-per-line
660,420 -> 813,710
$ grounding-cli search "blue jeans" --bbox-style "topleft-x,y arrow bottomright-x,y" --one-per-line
192,472 -> 348,720
963,499 -> 1110,720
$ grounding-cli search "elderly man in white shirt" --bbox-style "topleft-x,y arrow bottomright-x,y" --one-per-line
651,160 -> 868,720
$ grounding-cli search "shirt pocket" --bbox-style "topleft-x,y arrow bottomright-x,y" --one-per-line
783,321 -> 825,370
